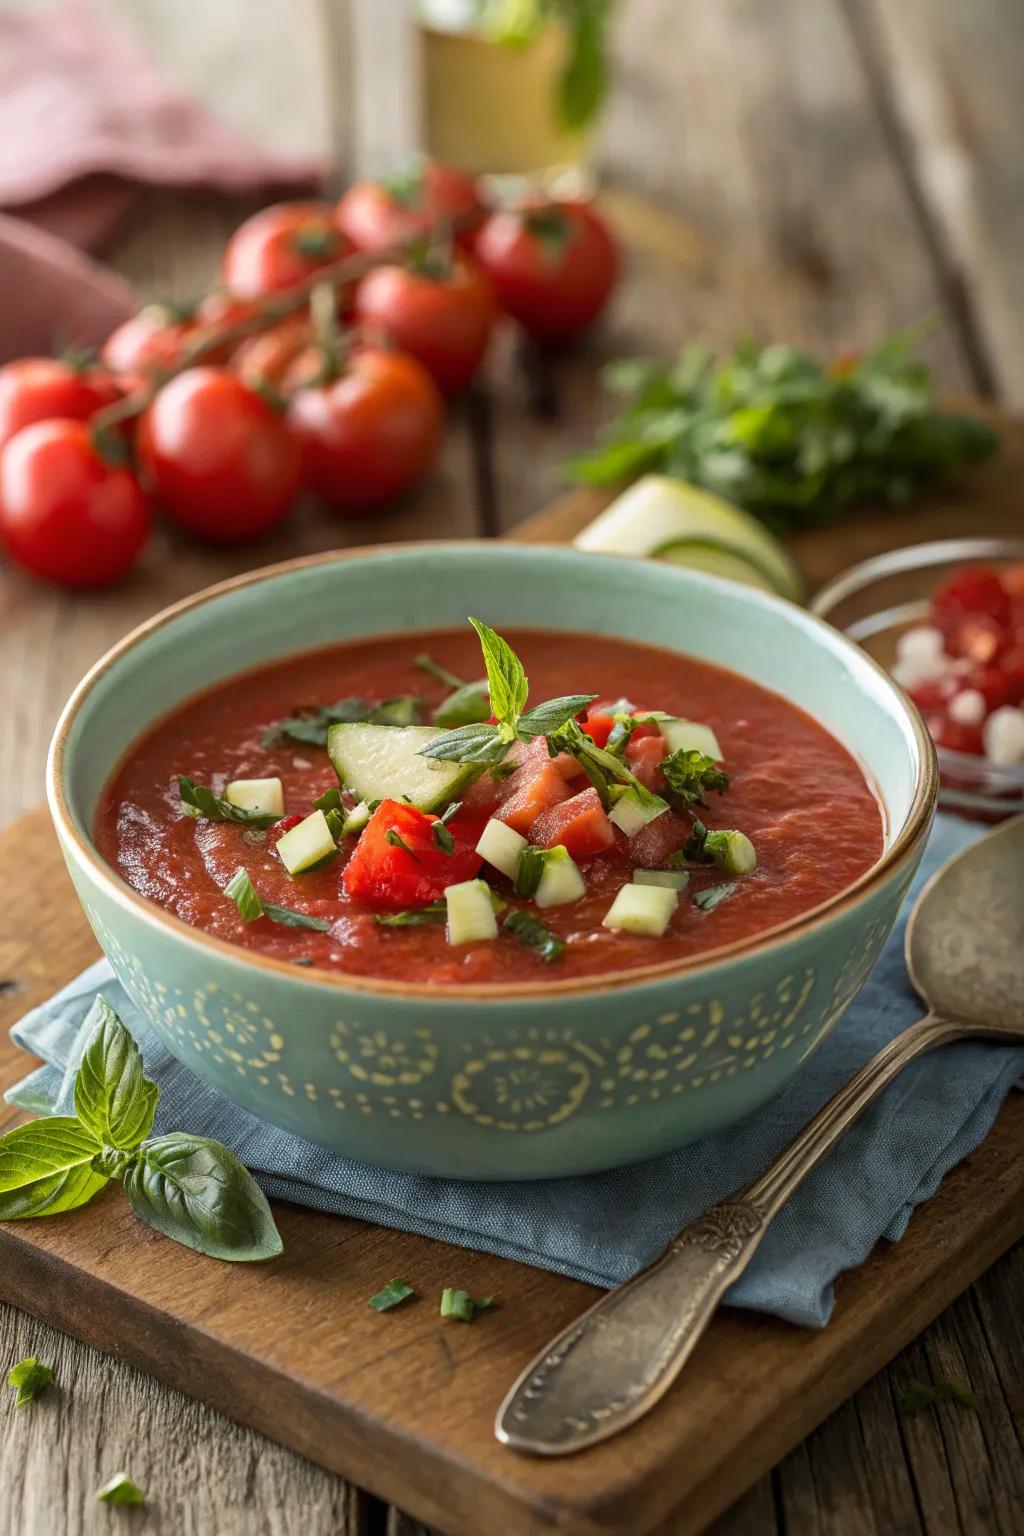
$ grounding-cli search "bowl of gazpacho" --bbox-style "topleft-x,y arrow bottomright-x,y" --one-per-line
48,543 -> 937,1178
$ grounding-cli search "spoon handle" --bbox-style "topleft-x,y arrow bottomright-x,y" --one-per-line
495,1010 -> 968,1456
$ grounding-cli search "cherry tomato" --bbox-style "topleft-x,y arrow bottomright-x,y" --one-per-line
102,305 -> 197,377
474,200 -> 618,346
231,317 -> 317,392
354,255 -> 494,395
222,201 -> 353,300
337,160 -> 482,253
137,368 -> 301,543
0,358 -> 119,450
0,419 -> 149,587
930,566 -> 1011,631
287,347 -> 443,515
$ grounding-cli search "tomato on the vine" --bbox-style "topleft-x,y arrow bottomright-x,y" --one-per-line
474,200 -> 618,346
354,254 -> 494,395
0,358 -> 119,450
337,159 -> 483,254
231,316 -> 318,392
0,419 -> 149,587
137,367 -> 301,543
102,305 -> 197,377
222,201 -> 353,300
287,347 -> 443,515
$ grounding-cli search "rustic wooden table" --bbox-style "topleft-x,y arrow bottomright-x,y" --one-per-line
3,3 -> 1023,1533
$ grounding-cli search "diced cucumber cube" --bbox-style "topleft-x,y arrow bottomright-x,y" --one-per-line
657,717 -> 723,761
602,883 -> 678,936
276,809 -> 337,875
705,829 -> 757,874
476,818 -> 527,879
445,879 -> 499,945
225,777 -> 284,817
633,868 -> 690,890
341,800 -> 372,837
608,787 -> 668,837
534,846 -> 586,909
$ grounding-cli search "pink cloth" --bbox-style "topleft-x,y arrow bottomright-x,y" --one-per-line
0,0 -> 325,359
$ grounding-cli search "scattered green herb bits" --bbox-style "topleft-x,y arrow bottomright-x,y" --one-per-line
704,829 -> 757,875
602,882 -> 678,937
445,879 -> 499,945
476,817 -> 528,879
224,777 -> 284,818
276,809 -> 337,875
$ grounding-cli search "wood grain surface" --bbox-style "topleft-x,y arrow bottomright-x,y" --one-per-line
1,805 -> 1023,1536
4,3 -> 1024,1534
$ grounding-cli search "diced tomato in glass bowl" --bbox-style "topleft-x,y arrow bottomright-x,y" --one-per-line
812,539 -> 1024,821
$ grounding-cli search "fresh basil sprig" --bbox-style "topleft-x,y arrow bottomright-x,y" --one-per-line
177,776 -> 279,828
548,718 -> 667,813
0,997 -> 283,1263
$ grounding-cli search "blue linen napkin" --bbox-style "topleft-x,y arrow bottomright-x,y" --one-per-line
7,813 -> 1023,1327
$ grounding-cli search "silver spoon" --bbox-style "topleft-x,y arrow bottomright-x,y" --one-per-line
495,815 -> 1024,1456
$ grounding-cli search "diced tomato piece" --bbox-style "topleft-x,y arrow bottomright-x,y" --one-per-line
506,736 -> 582,780
908,679 -> 951,713
458,769 -> 507,814
530,787 -> 615,856
926,712 -> 984,757
581,713 -> 616,749
931,567 -> 1011,632
997,646 -> 1024,706
342,798 -> 481,909
272,813 -> 304,837
497,760 -> 570,835
947,614 -> 1011,663
625,733 -> 668,790
628,811 -> 691,868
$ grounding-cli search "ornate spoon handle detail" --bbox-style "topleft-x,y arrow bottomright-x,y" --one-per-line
495,1010 -> 1011,1456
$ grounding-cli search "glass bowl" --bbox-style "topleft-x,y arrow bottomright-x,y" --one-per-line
812,537 -> 1024,820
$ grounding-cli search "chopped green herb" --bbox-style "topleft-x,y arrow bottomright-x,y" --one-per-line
662,750 -> 731,809
323,808 -> 346,843
435,680 -> 491,729
683,818 -> 710,862
7,1356 -> 53,1406
263,695 -> 422,749
432,822 -> 456,854
420,721 -> 511,767
262,902 -> 331,932
292,956 -> 314,967
605,716 -> 638,756
313,787 -> 343,812
438,801 -> 462,825
517,693 -> 597,738
224,869 -> 332,932
385,828 -> 419,859
374,903 -> 447,927
368,1278 -> 416,1312
549,718 -> 668,815
693,882 -> 736,912
504,909 -> 565,963
439,1287 -> 492,1322
514,845 -> 547,899
177,775 -> 278,827
96,1473 -> 145,1506
899,1379 -> 978,1418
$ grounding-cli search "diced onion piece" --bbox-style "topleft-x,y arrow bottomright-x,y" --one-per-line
608,787 -> 666,837
948,689 -> 986,727
445,879 -> 499,944
276,809 -> 336,874
894,626 -> 945,663
656,717 -> 723,761
225,777 -> 284,817
341,799 -> 372,836
534,846 -> 586,909
476,817 -> 528,879
633,868 -> 690,891
983,706 -> 1024,766
602,883 -> 678,936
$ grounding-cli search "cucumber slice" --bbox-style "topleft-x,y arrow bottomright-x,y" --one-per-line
341,799 -> 372,837
476,818 -> 527,879
225,777 -> 284,817
276,809 -> 336,875
656,716 -> 723,761
534,846 -> 586,909
573,475 -> 804,602
445,879 -> 499,945
653,539 -> 779,594
602,882 -> 678,936
608,787 -> 668,837
327,722 -> 475,813
633,868 -> 690,891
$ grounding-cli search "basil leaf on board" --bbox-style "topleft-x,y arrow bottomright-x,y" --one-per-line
418,721 -> 511,767
96,1474 -> 145,1505
123,1133 -> 283,1263
7,1356 -> 54,1406
0,1118 -> 108,1220
74,995 -> 159,1152
517,693 -> 597,738
503,909 -> 565,963
899,1379 -> 978,1418
662,749 -> 731,809
468,617 -> 527,733
177,776 -> 279,828
434,680 -> 491,729
693,882 -> 736,912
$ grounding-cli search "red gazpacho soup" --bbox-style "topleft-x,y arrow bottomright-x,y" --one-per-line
96,622 -> 885,986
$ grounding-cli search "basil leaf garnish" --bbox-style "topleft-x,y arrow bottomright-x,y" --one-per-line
177,776 -> 279,827
419,722 -> 511,766
262,902 -> 331,932
224,869 -> 331,931
431,822 -> 455,854
123,1133 -> 283,1263
513,846 -> 546,899
693,882 -> 735,912
434,680 -> 491,729
7,1356 -> 53,1406
0,1119 -> 108,1220
96,1474 -> 145,1505
503,909 -> 565,963
313,787 -> 342,812
374,904 -> 447,927
263,694 -> 422,748
517,693 -> 597,738
549,719 -> 667,814
74,996 -> 158,1153
469,616 -> 527,736
662,749 -> 731,809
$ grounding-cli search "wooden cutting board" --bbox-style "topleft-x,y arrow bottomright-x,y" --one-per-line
3,447 -> 1024,1536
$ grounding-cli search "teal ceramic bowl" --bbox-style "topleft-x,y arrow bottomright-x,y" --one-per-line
48,544 -> 937,1179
